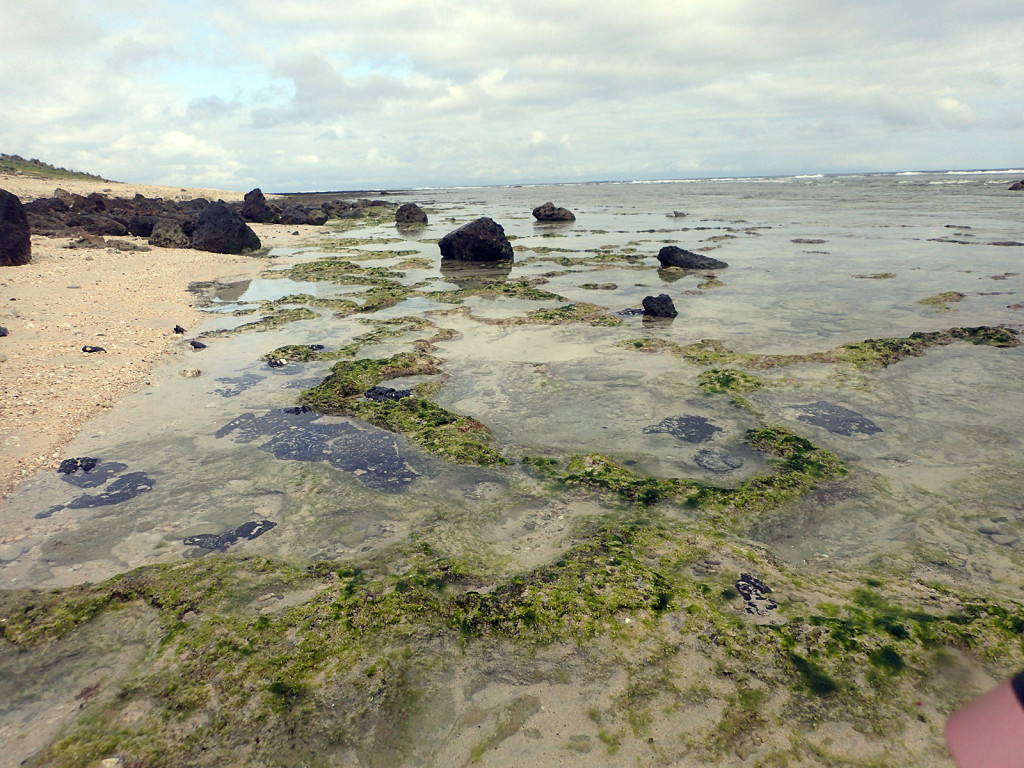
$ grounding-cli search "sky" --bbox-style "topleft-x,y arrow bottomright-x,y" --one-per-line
1,0 -> 1022,191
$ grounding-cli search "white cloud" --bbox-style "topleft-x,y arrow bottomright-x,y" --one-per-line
1,0 -> 1022,189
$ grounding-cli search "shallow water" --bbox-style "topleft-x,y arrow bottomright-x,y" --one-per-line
4,171 -> 1023,586
2,171 -> 1023,767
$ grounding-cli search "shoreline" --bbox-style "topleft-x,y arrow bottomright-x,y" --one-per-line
0,175 -> 273,500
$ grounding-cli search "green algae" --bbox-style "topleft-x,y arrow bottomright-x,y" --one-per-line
428,278 -> 565,304
525,425 -> 844,518
698,368 -> 764,394
297,353 -> 506,465
6,523 -> 1024,767
620,326 -> 1018,373
919,291 -> 966,310
579,282 -> 618,290
299,352 -> 443,404
854,272 -> 897,279
350,398 -> 508,465
203,306 -> 318,337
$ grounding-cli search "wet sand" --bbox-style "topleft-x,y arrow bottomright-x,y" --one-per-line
0,175 -> 281,499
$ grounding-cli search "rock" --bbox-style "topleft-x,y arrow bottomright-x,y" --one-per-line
48,471 -> 156,513
278,206 -> 310,226
694,448 -> 744,473
395,202 -> 428,225
656,245 -> 728,270
0,543 -> 23,563
532,201 -> 575,222
66,213 -> 128,236
438,217 -> 514,262
174,324 -> 186,334
307,209 -> 328,226
58,456 -> 99,474
184,520 -> 277,552
990,533 -> 1018,546
189,340 -> 207,350
241,188 -> 278,223
191,201 -> 261,254
0,326 -> 7,337
82,345 -> 106,353
794,401 -> 881,436
642,293 -> 678,317
644,415 -> 721,443
1009,180 -> 1024,191
216,409 -> 417,491
67,234 -> 107,249
0,188 -> 32,266
365,385 -> 412,402
58,460 -> 126,489
148,219 -> 190,248
736,573 -> 778,615
128,214 -> 161,237
180,368 -> 201,378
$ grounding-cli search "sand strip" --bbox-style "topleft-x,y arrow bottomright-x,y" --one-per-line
0,175 -> 261,499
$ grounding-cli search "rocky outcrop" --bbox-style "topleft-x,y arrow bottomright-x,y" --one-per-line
396,202 -> 427,225
0,188 -> 31,266
278,206 -> 310,226
241,188 -> 278,223
656,246 -> 728,270
191,201 -> 261,254
642,294 -> 678,317
438,217 -> 514,262
148,219 -> 190,248
532,201 -> 575,222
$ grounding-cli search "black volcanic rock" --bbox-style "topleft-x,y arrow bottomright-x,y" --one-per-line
396,202 -> 427,224
657,245 -> 728,270
0,188 -> 31,266
191,201 -> 261,254
642,293 -> 678,317
532,201 -> 575,222
148,219 -> 190,248
241,187 -> 278,223
438,217 -> 513,262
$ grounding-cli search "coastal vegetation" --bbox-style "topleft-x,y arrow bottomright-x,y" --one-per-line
0,152 -> 106,181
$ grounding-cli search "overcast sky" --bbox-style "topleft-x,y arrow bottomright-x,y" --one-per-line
2,0 -> 1022,191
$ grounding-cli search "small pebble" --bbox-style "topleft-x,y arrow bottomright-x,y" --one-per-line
180,368 -> 201,378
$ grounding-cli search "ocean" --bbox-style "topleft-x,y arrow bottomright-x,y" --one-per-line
3,169 -> 1024,767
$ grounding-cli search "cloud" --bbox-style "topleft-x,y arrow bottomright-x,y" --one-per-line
1,0 -> 1023,188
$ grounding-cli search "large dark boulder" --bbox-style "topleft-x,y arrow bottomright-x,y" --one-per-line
191,201 -> 261,254
657,246 -> 728,270
241,188 -> 278,223
129,215 -> 161,237
532,201 -> 575,222
0,189 -> 31,266
642,294 -> 678,317
278,206 -> 310,226
1010,180 -> 1024,191
66,214 -> 128,237
438,217 -> 513,262
395,202 -> 427,225
148,219 -> 190,248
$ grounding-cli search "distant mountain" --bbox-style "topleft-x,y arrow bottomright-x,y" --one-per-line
0,153 -> 106,181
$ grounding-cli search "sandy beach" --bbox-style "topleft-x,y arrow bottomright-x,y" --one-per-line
0,175 -> 268,499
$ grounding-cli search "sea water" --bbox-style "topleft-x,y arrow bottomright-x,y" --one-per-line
3,170 -> 1024,767
2,170 -> 1023,587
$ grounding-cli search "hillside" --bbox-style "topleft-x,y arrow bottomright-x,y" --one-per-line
0,153 -> 106,182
